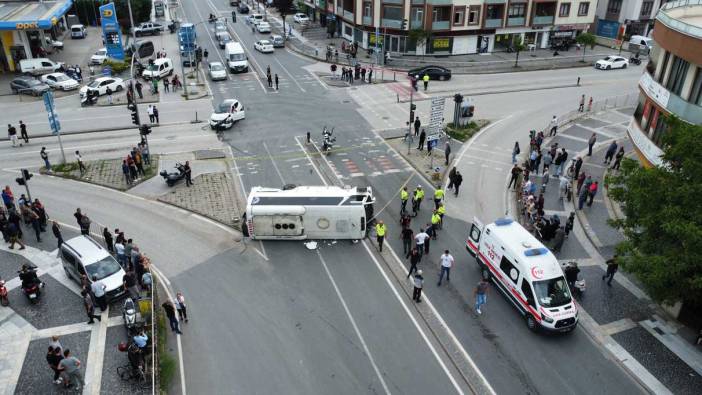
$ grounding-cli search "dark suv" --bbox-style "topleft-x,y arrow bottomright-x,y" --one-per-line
10,76 -> 50,96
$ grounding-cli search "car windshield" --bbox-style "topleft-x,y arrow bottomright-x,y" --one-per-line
603,56 -> 614,61
229,53 -> 245,61
96,50 -> 106,56
216,102 -> 232,113
54,74 -> 70,82
211,63 -> 224,71
260,40 -> 270,45
85,256 -> 122,280
26,80 -> 42,86
533,276 -> 572,308
87,80 -> 102,88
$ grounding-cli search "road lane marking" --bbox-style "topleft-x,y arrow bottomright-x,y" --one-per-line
316,249 -> 391,395
271,55 -> 307,93
294,136 -> 328,186
262,141 -> 286,185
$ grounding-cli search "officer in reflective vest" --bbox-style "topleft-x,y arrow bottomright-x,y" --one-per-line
400,187 -> 409,214
434,185 -> 444,209
431,210 -> 441,240
437,203 -> 446,230
413,186 -> 424,214
375,220 -> 387,252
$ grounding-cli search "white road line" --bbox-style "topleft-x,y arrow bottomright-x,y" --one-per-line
316,249 -> 391,395
305,68 -> 330,90
271,55 -> 307,93
294,136 -> 328,186
153,270 -> 187,395
262,141 -> 286,185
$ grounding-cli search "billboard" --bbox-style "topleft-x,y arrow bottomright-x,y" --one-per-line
99,3 -> 125,60
597,19 -> 620,39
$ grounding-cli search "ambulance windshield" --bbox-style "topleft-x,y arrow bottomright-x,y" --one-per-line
533,276 -> 572,307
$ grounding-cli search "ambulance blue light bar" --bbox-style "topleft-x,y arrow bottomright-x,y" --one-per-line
494,218 -> 514,226
524,248 -> 549,257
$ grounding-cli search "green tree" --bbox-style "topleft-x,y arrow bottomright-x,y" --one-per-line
274,0 -> 295,38
575,32 -> 596,62
408,28 -> 430,54
607,117 -> 702,305
73,0 -> 152,29
512,36 -> 526,68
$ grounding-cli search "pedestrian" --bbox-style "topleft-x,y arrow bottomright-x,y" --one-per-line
124,238 -> 134,267
8,124 -> 18,147
453,171 -> 463,196
135,80 -> 143,99
564,212 -> 575,237
611,147 -> 625,170
267,72 -> 272,88
175,292 -> 188,322
162,301 -> 182,334
512,141 -> 520,164
106,86 -> 113,104
406,247 -> 421,277
147,105 -> 155,123
587,181 -> 599,206
19,120 -> 29,143
548,115 -> 558,136
58,349 -> 84,391
587,133 -> 597,156
46,346 -> 63,385
433,186 -> 444,210
163,77 -> 170,93
602,255 -> 619,285
361,67 -> 366,82
578,94 -> 585,112
444,141 -> 451,166
588,96 -> 593,111
115,239 -> 127,267
574,156 -> 583,180
75,150 -> 86,175
604,141 -> 618,164
447,167 -> 457,191
437,250 -> 454,286
417,129 -> 426,150
275,74 -> 279,90
81,290 -> 102,324
40,147 -> 50,171
412,270 -> 424,303
50,220 -> 63,249
555,148 -> 568,177
184,161 -> 192,186
414,228 -> 429,259
141,268 -> 152,292
375,220 -> 387,252
552,226 -> 565,253
423,73 -> 429,91
413,186 -> 424,213
123,269 -> 139,300
474,278 -> 489,314
413,116 -> 421,137
542,150 -> 552,174
90,275 -> 108,311
400,226 -> 413,255
28,209 -> 41,242
578,184 -> 589,210
507,164 -> 522,189
153,106 -> 159,124
2,185 -> 13,209
122,160 -> 131,185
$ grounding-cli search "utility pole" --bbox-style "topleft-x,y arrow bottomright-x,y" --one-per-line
408,88 -> 414,155
126,0 -> 150,153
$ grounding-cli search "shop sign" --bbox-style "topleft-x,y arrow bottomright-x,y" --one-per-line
433,38 -> 449,49
369,33 -> 383,46
552,31 -> 574,37
640,72 -> 670,107
627,120 -> 663,167
15,22 -> 39,29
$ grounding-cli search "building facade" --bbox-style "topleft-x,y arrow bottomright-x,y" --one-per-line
628,0 -> 702,167
298,0 -> 597,55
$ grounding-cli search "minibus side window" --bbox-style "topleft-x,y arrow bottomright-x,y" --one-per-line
499,256 -> 520,284
521,281 -> 536,308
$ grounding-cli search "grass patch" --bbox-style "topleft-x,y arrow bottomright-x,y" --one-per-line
445,119 -> 490,142
51,162 -> 79,173
157,308 -> 176,391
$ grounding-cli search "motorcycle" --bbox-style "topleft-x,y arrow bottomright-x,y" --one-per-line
80,91 -> 98,107
159,162 -> 186,187
322,126 -> 336,155
0,279 -> 8,306
562,261 -> 586,296
122,297 -> 140,335
629,56 -> 642,66
19,265 -> 43,304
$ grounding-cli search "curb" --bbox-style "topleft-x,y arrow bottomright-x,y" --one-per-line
0,120 -> 204,141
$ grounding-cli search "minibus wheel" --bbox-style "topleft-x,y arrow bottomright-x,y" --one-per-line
526,315 -> 538,332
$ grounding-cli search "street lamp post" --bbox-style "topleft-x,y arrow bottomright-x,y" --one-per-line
126,0 -> 150,154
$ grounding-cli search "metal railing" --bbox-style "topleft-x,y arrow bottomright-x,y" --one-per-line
552,92 -> 639,133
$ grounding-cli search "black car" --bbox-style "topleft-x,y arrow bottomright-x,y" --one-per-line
238,3 -> 249,13
408,66 -> 452,81
10,77 -> 50,96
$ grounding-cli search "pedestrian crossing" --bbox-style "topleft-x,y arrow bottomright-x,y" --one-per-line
320,135 -> 412,180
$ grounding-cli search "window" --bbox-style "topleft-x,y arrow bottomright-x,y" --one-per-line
468,6 -> 480,25
363,1 -> 371,17
432,6 -> 451,22
658,51 -> 670,82
666,55 -> 690,95
521,280 -> 536,307
651,114 -> 668,146
508,4 -> 526,17
690,67 -> 702,105
578,2 -> 590,16
411,7 -> 424,27
453,8 -> 465,25
499,256 -> 520,284
640,1 -> 653,17
607,0 -> 622,14
383,5 -> 403,21
486,5 -> 503,19
62,249 -> 76,266
559,3 -> 571,17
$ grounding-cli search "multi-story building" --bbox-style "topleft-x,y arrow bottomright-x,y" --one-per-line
298,0 -> 597,55
628,0 -> 702,167
594,0 -> 663,39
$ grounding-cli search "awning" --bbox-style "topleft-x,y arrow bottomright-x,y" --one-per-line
0,0 -> 74,31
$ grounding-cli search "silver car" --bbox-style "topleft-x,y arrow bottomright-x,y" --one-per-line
10,77 -> 50,96
208,62 -> 227,81
269,34 -> 285,48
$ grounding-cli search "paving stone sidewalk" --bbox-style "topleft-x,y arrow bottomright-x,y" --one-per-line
49,157 -> 159,191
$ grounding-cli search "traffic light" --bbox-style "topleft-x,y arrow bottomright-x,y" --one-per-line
15,177 -> 24,186
454,93 -> 464,104
410,103 -> 417,111
139,125 -> 152,136
128,103 -> 140,125
401,19 -> 407,30
195,47 -> 203,62
22,169 -> 32,181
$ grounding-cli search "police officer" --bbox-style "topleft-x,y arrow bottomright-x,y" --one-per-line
400,186 -> 409,214
413,186 -> 424,214
431,210 -> 441,240
434,185 -> 444,209
375,220 -> 387,252
437,203 -> 446,230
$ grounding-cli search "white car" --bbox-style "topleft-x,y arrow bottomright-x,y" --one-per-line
208,62 -> 227,81
214,21 -> 227,34
210,99 -> 245,129
256,22 -> 271,33
44,36 -> 64,50
595,55 -> 629,70
254,40 -> 274,53
90,48 -> 109,65
293,13 -> 310,24
41,73 -> 79,91
79,76 -> 124,97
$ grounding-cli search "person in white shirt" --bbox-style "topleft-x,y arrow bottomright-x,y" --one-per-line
90,276 -> 107,311
437,250 -> 454,286
414,229 -> 429,259
75,150 -> 86,175
548,115 -> 558,136
114,241 -> 126,268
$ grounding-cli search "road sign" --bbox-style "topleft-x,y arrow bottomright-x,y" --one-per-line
42,91 -> 54,112
428,97 -> 445,134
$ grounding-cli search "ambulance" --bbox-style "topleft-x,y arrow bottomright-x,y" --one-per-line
466,217 -> 578,333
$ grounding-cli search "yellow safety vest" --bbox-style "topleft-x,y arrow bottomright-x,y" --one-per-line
434,189 -> 444,199
431,213 -> 441,225
376,223 -> 386,236
437,205 -> 446,216
423,75 -> 429,82
415,190 -> 425,200
400,190 -> 409,201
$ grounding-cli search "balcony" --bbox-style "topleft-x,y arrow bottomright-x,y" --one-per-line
344,10 -> 354,20
410,18 -> 423,29
484,0 -> 506,3
363,16 -> 372,25
485,18 -> 503,28
411,0 -> 425,4
382,19 -> 403,28
429,0 -> 453,4
432,21 -> 450,30
532,15 -> 554,25
507,17 -> 525,26
383,0 -> 403,4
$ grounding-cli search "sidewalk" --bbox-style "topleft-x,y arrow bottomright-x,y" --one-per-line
514,104 -> 702,394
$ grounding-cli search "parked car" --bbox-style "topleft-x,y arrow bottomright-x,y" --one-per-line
132,22 -> 163,37
70,24 -> 87,39
256,22 -> 271,33
595,55 -> 629,70
254,39 -> 274,53
44,36 -> 63,50
90,48 -> 109,65
60,236 -> 126,301
293,13 -> 310,24
79,77 -> 124,97
238,3 -> 249,13
247,14 -> 263,25
210,99 -> 245,129
269,34 -> 285,48
230,0 -> 240,5
408,65 -> 452,81
18,58 -> 64,76
10,76 -> 51,96
216,31 -> 233,49
208,62 -> 227,81
41,72 -> 80,91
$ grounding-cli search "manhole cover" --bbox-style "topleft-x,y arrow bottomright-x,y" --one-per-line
342,100 -> 351,103
382,116 -> 389,120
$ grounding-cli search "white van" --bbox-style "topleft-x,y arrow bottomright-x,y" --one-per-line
19,58 -> 63,76
70,24 -> 87,39
142,57 -> 173,80
60,236 -> 126,301
466,217 -> 578,333
224,42 -> 248,73
629,35 -> 653,53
